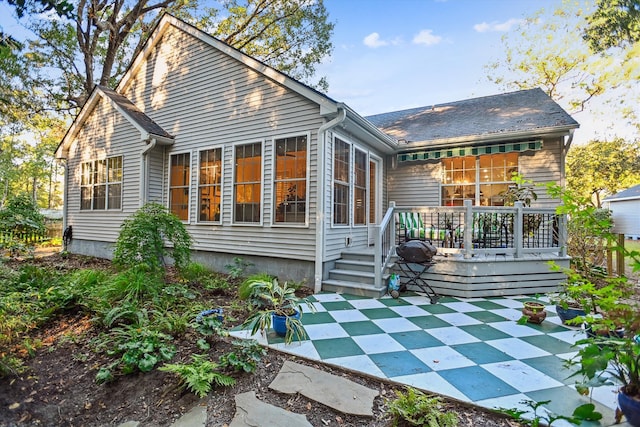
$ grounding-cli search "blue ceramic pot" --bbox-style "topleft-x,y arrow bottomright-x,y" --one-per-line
272,310 -> 300,337
619,390 -> 640,426
555,305 -> 585,325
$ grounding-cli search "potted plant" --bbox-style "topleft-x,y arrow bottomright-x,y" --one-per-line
239,274 -> 316,344
519,299 -> 547,324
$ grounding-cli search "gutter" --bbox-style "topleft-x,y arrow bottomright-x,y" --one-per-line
338,103 -> 398,151
139,138 -> 158,206
314,108 -> 346,293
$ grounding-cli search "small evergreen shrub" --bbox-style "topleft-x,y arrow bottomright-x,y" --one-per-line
113,203 -> 192,274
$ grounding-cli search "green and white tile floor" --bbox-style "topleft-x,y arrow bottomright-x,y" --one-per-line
231,293 -> 623,426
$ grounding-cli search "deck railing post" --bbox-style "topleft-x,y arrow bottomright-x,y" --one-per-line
514,202 -> 523,258
463,200 -> 473,259
374,224 -> 382,287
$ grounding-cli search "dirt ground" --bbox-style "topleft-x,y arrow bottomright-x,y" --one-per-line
0,251 -> 524,427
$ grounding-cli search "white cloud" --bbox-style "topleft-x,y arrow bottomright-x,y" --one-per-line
363,32 -> 388,48
412,29 -> 442,46
474,18 -> 525,33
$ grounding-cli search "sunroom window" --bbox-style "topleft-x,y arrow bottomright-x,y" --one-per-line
333,137 -> 350,225
441,153 -> 518,206
274,135 -> 307,224
169,153 -> 190,221
234,142 -> 262,223
198,148 -> 222,222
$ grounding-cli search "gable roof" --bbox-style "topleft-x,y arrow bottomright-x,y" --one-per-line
97,85 -> 173,140
55,85 -> 174,158
603,184 -> 640,202
366,88 -> 579,147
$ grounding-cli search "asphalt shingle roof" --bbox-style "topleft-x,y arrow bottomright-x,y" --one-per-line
604,184 -> 640,202
98,85 -> 173,139
365,88 -> 579,143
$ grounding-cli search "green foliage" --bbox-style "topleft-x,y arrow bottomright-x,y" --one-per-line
159,354 -> 235,398
193,316 -> 228,339
566,139 -> 640,208
584,0 -> 640,52
385,387 -> 458,427
238,273 -> 275,306
0,194 -> 46,257
497,399 -> 600,426
499,173 -> 538,207
107,265 -> 164,303
218,340 -> 265,374
113,203 -> 192,274
181,262 -> 210,283
103,324 -> 176,377
225,257 -> 253,280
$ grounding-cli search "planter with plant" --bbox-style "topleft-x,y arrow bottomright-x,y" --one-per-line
239,274 -> 316,344
519,299 -> 547,325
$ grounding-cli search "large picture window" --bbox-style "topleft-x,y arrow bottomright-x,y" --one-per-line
274,135 -> 307,224
170,153 -> 190,221
198,148 -> 222,222
333,138 -> 350,225
80,156 -> 122,210
441,153 -> 518,206
234,142 -> 262,223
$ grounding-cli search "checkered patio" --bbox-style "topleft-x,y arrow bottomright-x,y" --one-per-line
232,292 -> 624,426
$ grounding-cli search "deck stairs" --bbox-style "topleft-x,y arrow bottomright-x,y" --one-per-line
322,248 -> 394,298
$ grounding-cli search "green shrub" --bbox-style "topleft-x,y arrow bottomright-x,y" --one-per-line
218,339 -> 265,373
113,203 -> 192,273
160,354 -> 235,398
0,194 -> 45,258
385,387 -> 458,427
108,265 -> 164,303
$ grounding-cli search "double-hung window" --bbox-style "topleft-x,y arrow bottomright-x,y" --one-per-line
198,148 -> 222,222
234,142 -> 262,223
80,156 -> 122,210
170,153 -> 190,221
274,135 -> 307,224
333,137 -> 350,225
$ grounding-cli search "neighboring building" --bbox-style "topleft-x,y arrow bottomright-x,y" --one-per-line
603,184 -> 640,240
55,14 -> 579,297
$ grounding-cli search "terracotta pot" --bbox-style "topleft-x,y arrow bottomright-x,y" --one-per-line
522,302 -> 547,324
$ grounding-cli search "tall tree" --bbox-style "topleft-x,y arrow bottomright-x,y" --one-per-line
583,0 -> 640,52
26,0 -> 334,110
485,4 -> 620,114
566,138 -> 640,207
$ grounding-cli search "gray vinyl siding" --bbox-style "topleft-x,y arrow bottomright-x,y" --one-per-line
66,98 -> 142,242
147,147 -> 166,204
519,137 -> 563,207
608,200 -> 640,236
387,137 -> 564,208
122,26 -> 323,262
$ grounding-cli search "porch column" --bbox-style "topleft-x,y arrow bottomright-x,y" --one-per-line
463,200 -> 473,259
514,201 -> 523,258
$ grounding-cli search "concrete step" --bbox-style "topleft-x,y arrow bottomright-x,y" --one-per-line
334,259 -> 375,273
322,279 -> 387,298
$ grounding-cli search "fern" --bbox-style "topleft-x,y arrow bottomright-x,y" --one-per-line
159,354 -> 235,397
385,387 -> 458,427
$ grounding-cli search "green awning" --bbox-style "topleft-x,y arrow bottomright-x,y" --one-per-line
397,140 -> 543,163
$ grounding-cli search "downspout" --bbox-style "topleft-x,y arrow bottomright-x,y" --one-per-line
314,108 -> 346,293
61,159 -> 69,233
139,138 -> 157,206
560,129 -> 575,188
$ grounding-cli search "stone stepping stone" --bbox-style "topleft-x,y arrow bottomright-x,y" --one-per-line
269,361 -> 379,416
230,391 -> 312,427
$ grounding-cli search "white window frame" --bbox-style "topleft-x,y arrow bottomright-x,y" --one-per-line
232,140 -> 264,226
196,147 -> 224,224
168,151 -> 192,223
79,155 -> 123,211
271,132 -> 310,227
353,147 -> 368,228
332,136 -> 351,227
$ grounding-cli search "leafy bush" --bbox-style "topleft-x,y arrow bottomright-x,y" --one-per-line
218,339 -> 265,373
385,387 -> 458,427
107,264 -> 164,303
113,203 -> 192,273
0,194 -> 45,258
160,354 -> 235,397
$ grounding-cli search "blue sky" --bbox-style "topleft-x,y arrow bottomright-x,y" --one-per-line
318,0 -> 559,116
1,0 -> 633,144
